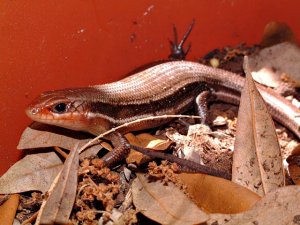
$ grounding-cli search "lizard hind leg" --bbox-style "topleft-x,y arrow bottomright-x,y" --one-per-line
195,89 -> 212,125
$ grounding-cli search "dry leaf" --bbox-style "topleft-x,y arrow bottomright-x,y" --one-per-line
0,195 -> 9,205
132,173 -> 208,225
181,125 -> 212,164
178,173 -> 260,214
207,185 -> 300,225
260,21 -> 297,47
125,133 -> 172,165
36,148 -> 79,224
248,42 -> 300,87
0,194 -> 19,225
0,152 -> 63,194
125,133 -> 146,164
100,141 -> 113,151
18,123 -> 102,158
287,144 -> 300,185
136,133 -> 173,150
232,57 -> 285,196
251,67 -> 282,88
13,219 -> 20,225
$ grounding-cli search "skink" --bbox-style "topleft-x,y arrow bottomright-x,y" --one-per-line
26,61 -> 300,173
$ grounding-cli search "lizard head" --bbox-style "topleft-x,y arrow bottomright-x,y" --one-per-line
25,88 -> 110,135
26,89 -> 89,131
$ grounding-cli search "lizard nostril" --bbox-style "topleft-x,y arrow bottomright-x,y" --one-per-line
31,108 -> 39,115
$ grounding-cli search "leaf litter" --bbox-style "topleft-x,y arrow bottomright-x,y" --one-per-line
1,23 -> 300,224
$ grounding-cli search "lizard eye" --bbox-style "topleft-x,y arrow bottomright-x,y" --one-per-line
52,103 -> 67,114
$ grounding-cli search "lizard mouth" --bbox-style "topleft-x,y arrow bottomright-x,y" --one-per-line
25,106 -> 86,131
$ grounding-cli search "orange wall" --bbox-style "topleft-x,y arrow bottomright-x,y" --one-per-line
0,0 -> 299,175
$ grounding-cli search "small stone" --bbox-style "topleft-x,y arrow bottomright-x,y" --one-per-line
212,116 -> 228,126
210,58 -> 220,68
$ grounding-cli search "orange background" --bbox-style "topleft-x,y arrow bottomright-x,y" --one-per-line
0,0 -> 299,175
